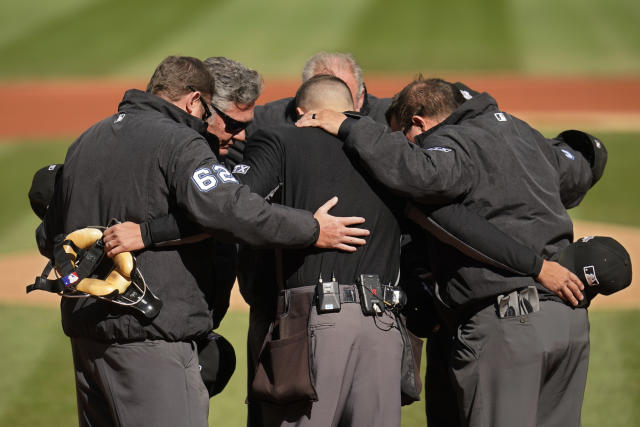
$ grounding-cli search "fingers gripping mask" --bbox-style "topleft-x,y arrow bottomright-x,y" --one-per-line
59,228 -> 134,296
28,226 -> 162,319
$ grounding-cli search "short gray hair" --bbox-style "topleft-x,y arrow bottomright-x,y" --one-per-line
204,57 -> 264,110
301,52 -> 364,100
295,74 -> 354,111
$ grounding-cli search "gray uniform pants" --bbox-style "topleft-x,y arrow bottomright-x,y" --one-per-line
451,300 -> 590,427
259,286 -> 404,427
71,337 -> 209,427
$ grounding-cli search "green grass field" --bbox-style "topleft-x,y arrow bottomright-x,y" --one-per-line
0,0 -> 639,78
0,306 -> 638,427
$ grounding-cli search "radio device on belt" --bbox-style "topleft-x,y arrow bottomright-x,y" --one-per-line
316,274 -> 341,314
357,274 -> 384,316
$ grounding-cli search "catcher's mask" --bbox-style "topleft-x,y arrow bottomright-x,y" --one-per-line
27,226 -> 162,319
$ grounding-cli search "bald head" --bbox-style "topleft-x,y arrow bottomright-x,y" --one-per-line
295,75 -> 355,114
302,52 -> 365,110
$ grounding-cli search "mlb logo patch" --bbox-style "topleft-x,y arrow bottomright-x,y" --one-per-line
460,90 -> 473,100
561,149 -> 575,160
61,272 -> 79,287
114,113 -> 126,124
494,112 -> 507,122
232,164 -> 250,174
583,265 -> 599,287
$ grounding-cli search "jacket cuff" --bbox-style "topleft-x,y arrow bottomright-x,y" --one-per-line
531,255 -> 544,278
311,218 -> 320,246
140,222 -> 153,248
337,117 -> 359,140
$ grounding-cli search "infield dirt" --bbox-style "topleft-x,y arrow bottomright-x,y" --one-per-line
2,75 -> 640,139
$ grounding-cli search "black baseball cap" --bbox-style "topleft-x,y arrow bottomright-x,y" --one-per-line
196,331 -> 236,397
558,236 -> 632,308
28,164 -> 63,219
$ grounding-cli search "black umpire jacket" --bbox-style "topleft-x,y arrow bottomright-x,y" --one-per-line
237,125 -> 403,288
43,89 -> 320,343
338,93 -> 597,309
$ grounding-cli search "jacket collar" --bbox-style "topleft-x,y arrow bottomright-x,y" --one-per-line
414,92 -> 499,145
118,89 -> 209,136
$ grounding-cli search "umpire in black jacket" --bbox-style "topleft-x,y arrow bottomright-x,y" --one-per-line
237,75 -> 404,427
40,56 -> 369,427
298,77 -> 605,427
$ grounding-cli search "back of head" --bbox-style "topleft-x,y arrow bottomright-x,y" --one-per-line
386,77 -> 465,132
204,57 -> 264,110
147,55 -> 215,102
301,52 -> 363,101
295,74 -> 355,113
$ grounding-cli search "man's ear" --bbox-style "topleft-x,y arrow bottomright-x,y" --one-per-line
412,115 -> 439,132
411,115 -> 428,132
185,91 -> 201,116
296,106 -> 306,118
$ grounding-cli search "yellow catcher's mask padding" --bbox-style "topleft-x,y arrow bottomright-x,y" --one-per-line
59,227 -> 134,297
62,228 -> 104,261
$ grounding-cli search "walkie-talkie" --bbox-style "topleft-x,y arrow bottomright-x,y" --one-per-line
357,274 -> 383,316
316,274 -> 341,314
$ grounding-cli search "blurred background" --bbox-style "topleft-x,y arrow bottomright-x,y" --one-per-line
0,0 -> 639,426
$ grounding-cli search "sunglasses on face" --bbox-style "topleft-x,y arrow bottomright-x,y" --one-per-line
186,86 -> 212,121
211,104 -> 250,135
199,98 -> 212,121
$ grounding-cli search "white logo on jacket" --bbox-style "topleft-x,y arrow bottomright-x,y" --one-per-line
232,164 -> 250,174
561,149 -> 575,160
191,164 -> 238,192
494,112 -> 507,122
427,147 -> 452,153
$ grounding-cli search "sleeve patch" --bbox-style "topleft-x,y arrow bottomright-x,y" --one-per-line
232,164 -> 251,174
561,149 -> 575,160
191,164 -> 238,192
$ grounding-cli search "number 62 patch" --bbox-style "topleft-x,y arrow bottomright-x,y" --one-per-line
191,164 -> 238,192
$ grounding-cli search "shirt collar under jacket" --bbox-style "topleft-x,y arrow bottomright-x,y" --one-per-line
117,89 -> 209,136
414,92 -> 500,146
